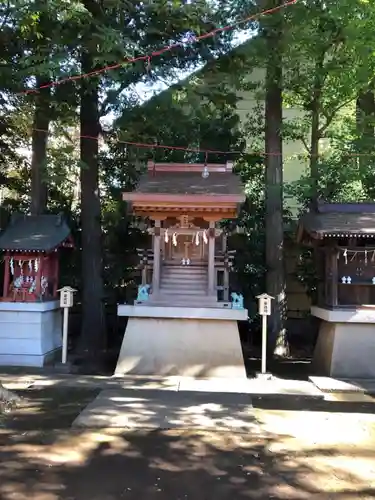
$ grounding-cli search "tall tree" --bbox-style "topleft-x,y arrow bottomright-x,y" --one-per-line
263,0 -> 287,355
283,0 -> 375,207
30,79 -> 50,215
75,0 -> 230,365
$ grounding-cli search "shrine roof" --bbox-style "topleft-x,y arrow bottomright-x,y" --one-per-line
137,171 -> 243,196
124,161 -> 245,203
0,214 -> 71,252
297,202 -> 375,240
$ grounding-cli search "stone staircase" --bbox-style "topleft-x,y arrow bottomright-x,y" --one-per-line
150,264 -> 217,307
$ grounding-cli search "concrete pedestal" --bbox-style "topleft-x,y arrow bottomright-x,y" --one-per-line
311,306 -> 375,378
115,305 -> 248,378
0,301 -> 62,367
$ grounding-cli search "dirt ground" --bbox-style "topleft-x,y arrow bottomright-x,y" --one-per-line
1,387 -> 375,499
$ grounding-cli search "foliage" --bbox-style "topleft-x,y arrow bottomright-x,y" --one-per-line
3,0 -> 375,353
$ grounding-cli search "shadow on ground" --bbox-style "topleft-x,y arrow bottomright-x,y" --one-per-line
2,384 -> 375,434
0,428 -> 375,499
2,387 -> 375,433
1,388 -> 375,498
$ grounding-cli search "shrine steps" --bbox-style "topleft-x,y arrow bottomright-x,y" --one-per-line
159,264 -> 208,299
147,298 -> 220,308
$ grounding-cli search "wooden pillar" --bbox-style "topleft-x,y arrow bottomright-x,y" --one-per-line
35,255 -> 42,297
208,221 -> 215,295
3,254 -> 10,298
222,233 -> 229,301
331,248 -> 338,306
53,253 -> 59,298
152,219 -> 161,294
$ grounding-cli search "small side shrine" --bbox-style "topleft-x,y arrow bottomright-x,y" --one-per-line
297,202 -> 375,378
0,214 -> 72,367
116,161 -> 248,378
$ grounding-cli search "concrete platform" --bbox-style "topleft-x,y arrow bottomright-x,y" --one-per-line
311,306 -> 375,378
118,304 -> 248,321
309,376 -> 366,393
178,377 -> 324,399
115,315 -> 247,378
0,372 -> 325,398
71,375 -> 327,430
0,300 -> 62,367
72,388 -> 258,431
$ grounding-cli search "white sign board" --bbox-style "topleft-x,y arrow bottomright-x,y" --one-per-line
257,293 -> 273,316
58,286 -> 76,308
256,293 -> 274,375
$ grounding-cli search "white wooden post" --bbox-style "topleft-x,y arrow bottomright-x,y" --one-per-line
62,307 -> 69,364
256,293 -> 274,376
58,286 -> 76,364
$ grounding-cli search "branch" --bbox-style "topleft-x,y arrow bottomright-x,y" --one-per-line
319,97 -> 355,136
300,136 -> 310,153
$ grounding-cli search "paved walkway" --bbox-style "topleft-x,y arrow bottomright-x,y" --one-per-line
0,372 -> 324,396
1,374 -> 375,498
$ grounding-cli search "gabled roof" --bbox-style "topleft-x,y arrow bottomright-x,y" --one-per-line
297,202 -> 375,240
123,161 -> 245,218
136,171 -> 243,198
123,161 -> 245,202
0,214 -> 71,252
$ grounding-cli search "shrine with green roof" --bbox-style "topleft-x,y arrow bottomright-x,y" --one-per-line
0,214 -> 72,367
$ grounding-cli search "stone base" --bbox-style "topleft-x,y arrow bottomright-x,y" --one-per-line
0,301 -> 62,367
311,306 -> 375,378
115,306 -> 247,378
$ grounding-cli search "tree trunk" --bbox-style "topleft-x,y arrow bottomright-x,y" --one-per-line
309,102 -> 320,210
357,90 -> 375,198
264,0 -> 287,356
309,56 -> 324,211
30,77 -> 50,215
78,51 -> 106,367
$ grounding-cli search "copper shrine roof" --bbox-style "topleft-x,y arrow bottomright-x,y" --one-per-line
0,214 -> 71,252
298,202 -> 375,239
122,162 -> 245,206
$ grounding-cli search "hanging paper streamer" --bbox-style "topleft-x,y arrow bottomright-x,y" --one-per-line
350,251 -> 357,262
28,260 -> 33,272
343,249 -> 348,265
203,230 -> 208,245
164,229 -> 169,243
365,250 -> 368,265
41,276 -> 48,294
172,233 -> 177,247
195,231 -> 199,246
34,258 -> 39,272
10,258 -> 14,275
29,279 -> 36,294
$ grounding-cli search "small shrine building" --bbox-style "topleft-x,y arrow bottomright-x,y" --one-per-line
115,161 -> 248,378
0,214 -> 72,367
297,202 -> 375,378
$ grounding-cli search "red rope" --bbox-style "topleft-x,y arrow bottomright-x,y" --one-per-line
33,128 -> 241,154
19,0 -> 297,95
33,127 -> 375,156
